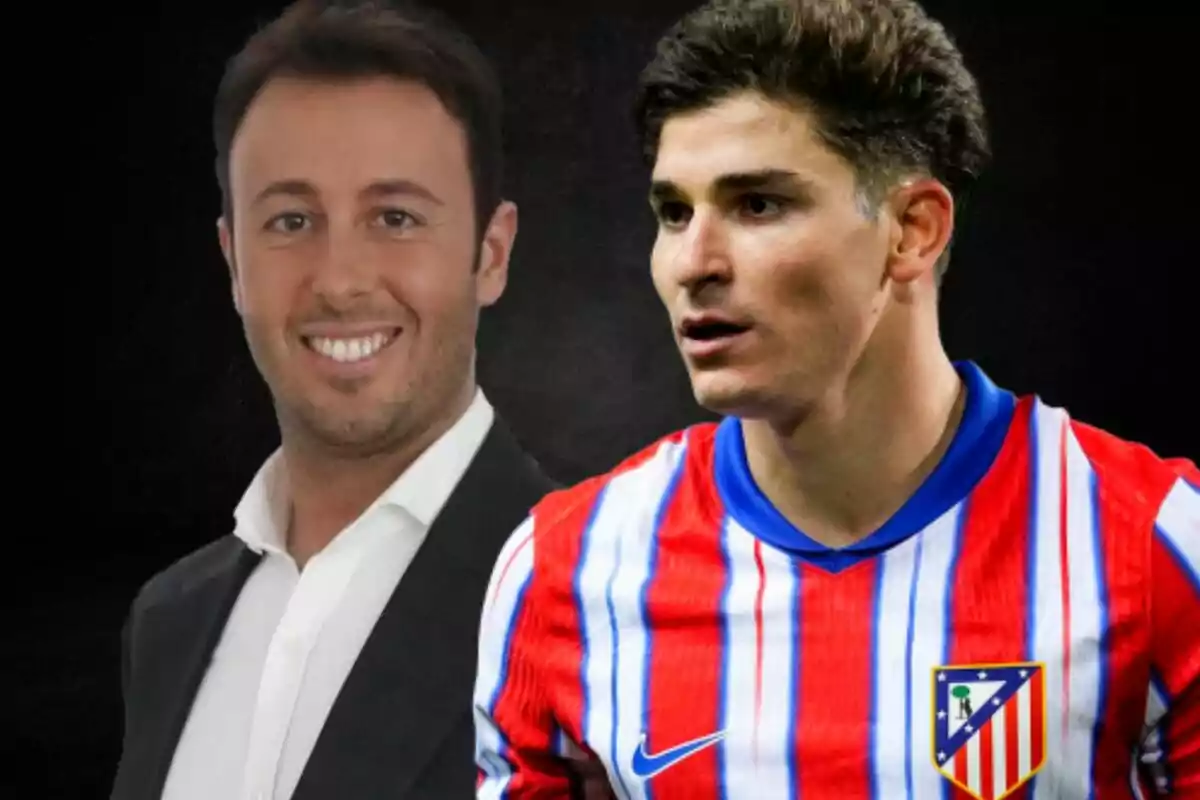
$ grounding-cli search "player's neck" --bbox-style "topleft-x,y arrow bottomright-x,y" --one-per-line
279,380 -> 475,567
742,340 -> 964,549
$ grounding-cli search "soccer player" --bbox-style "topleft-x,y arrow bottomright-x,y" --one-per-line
473,0 -> 1199,797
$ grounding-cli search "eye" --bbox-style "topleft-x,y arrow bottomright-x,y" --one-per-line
265,212 -> 311,233
738,193 -> 787,219
655,200 -> 692,230
375,208 -> 420,230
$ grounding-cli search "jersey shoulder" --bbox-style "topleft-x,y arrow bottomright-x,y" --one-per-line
526,423 -> 718,556
1065,409 -> 1197,527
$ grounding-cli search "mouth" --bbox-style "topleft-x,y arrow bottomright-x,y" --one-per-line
301,328 -> 401,364
679,316 -> 751,342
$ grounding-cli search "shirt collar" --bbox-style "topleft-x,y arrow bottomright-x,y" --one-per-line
233,389 -> 495,555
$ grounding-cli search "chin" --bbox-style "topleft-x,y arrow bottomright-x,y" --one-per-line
689,370 -> 769,419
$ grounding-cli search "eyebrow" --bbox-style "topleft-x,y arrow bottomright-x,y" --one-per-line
251,178 -> 445,207
649,168 -> 812,204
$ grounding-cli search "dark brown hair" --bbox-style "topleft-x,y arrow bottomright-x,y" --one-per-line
634,0 -> 991,278
212,0 -> 503,236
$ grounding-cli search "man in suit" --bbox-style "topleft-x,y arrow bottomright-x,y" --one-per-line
110,1 -> 555,798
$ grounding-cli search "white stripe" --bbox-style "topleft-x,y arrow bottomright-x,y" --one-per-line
1029,401 -> 1067,797
576,438 -> 686,800
753,531 -> 801,796
715,520 -> 761,793
1059,429 -> 1106,797
473,515 -> 537,798
907,502 -> 965,799
992,696 -> 1008,798
718,521 -> 799,797
1155,478 -> 1200,582
1017,680 -> 1032,780
966,731 -> 982,793
871,533 -> 922,797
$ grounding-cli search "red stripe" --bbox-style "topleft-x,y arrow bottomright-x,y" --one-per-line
955,747 -> 969,785
943,398 -> 1034,800
1072,421 -> 1188,798
793,560 -> 878,799
1005,698 -> 1020,792
528,480 -> 605,752
1029,668 -> 1044,774
980,718 -> 995,799
642,427 -> 726,798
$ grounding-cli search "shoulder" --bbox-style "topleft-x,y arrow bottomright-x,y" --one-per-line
1065,412 -> 1197,524
128,535 -> 251,616
530,424 -> 712,543
483,424 -> 715,602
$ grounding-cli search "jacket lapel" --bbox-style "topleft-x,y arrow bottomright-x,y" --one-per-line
292,418 -> 554,799
113,538 -> 261,800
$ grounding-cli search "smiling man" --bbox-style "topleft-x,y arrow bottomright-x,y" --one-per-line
111,2 -> 555,799
473,0 -> 1199,798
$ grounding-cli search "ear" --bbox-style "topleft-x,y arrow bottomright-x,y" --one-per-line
217,215 -> 244,315
474,200 -> 518,307
885,178 -> 954,285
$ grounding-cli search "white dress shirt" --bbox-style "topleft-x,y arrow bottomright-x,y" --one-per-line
161,390 -> 495,800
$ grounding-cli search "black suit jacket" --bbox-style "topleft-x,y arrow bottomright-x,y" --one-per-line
111,418 -> 556,800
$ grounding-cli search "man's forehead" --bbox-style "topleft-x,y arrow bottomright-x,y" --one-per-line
229,76 -> 470,199
651,93 -> 826,189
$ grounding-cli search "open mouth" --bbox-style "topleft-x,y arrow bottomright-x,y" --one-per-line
302,329 -> 401,364
681,319 -> 751,341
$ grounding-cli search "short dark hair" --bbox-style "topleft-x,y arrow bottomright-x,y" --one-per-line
213,0 -> 503,236
633,0 -> 991,278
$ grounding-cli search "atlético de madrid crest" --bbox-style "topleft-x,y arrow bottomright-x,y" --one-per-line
932,662 -> 1047,799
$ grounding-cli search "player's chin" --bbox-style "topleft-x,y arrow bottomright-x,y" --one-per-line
689,368 -> 767,418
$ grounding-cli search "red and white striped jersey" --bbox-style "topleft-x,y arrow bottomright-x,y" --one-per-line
474,362 -> 1199,799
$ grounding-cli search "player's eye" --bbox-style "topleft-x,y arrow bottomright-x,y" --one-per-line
737,193 -> 788,220
265,212 -> 311,233
655,201 -> 692,229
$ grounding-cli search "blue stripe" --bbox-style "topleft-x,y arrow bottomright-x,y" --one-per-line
902,533 -> 926,799
1024,404 -> 1041,796
716,519 -> 733,800
605,530 -> 634,800
866,560 -> 885,800
939,504 -> 968,800
638,444 -> 688,799
572,486 -> 608,760
788,559 -> 801,800
1087,470 -> 1110,800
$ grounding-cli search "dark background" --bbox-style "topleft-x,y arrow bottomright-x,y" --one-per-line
52,1 -> 1200,797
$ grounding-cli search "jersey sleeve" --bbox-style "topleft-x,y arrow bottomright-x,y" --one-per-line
1140,466 -> 1200,795
473,514 -> 576,797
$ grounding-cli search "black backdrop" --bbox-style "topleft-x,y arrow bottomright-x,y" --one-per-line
59,1 -> 1200,797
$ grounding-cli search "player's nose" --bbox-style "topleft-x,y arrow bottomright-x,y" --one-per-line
669,208 -> 733,291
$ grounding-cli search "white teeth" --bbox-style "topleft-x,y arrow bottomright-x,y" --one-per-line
307,331 -> 393,363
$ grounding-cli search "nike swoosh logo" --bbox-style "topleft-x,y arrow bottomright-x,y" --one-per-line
630,730 -> 727,779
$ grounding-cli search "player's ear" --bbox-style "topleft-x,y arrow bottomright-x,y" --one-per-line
885,178 -> 954,286
475,199 -> 517,308
217,215 -> 244,316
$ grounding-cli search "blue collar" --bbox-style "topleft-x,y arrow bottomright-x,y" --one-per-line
713,361 -> 1016,573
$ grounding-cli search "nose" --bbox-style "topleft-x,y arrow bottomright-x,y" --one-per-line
311,221 -> 375,308
666,208 -> 732,292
